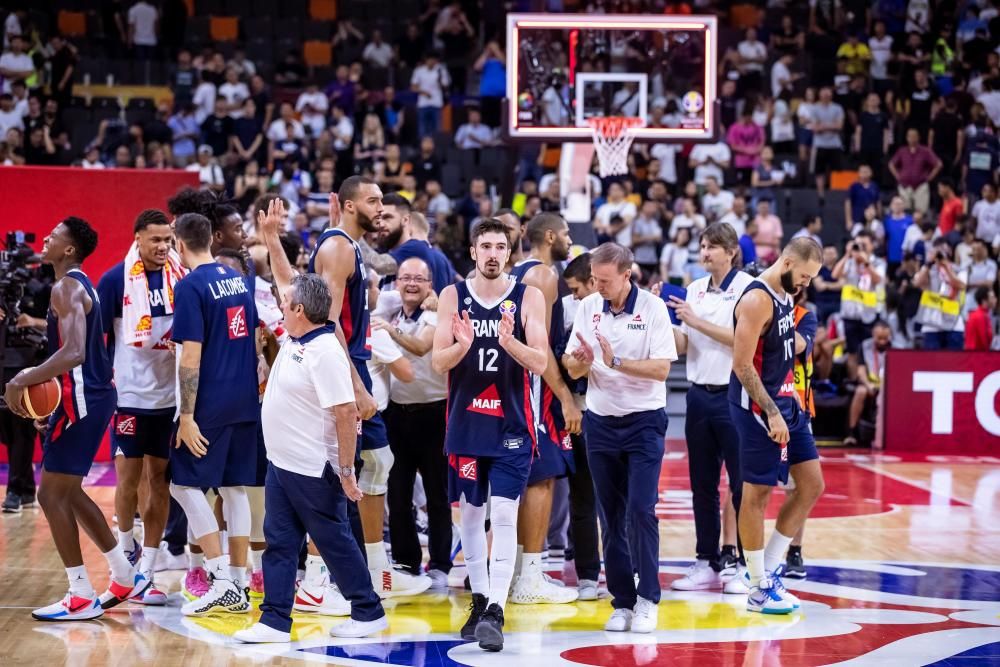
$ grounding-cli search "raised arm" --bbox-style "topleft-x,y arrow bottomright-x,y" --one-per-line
258,197 -> 295,293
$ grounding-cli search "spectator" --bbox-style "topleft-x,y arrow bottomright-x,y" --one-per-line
127,0 -> 158,60
354,113 -> 387,174
688,140 -> 731,188
846,164 -> 882,232
362,29 -> 394,71
914,239 -> 968,350
965,286 -> 997,350
884,195 -> 914,276
0,35 -> 33,94
854,93 -> 891,176
961,128 -> 1000,202
379,86 -> 405,143
846,321 -> 892,446
80,144 -> 105,169
929,96 -> 964,178
200,98 -> 234,160
771,14 -> 804,58
112,143 -> 135,168
456,177 -> 489,239
889,127 -> 942,215
719,195 -> 749,237
23,125 -> 56,165
701,176 -> 734,223
796,86 -> 817,164
965,239 -> 998,312
228,47 -> 256,80
749,146 -> 782,212
186,144 -> 225,192
631,200 -> 664,274
868,21 -> 894,96
901,69 -> 937,140
811,87 -> 845,199
811,245 -> 845,324
751,199 -> 783,265
659,227 -> 691,285
474,41 -> 506,127
46,34 -> 77,109
324,65 -> 355,117
836,31 -> 871,76
668,197 -> 706,254
231,98 -> 263,167
270,154 -> 313,208
295,82 -> 328,138
726,109 -> 764,186
594,182 -> 638,244
170,49 -> 197,105
436,2 -> 474,93
769,98 -> 796,155
738,218 -> 757,267
937,178 -> 965,236
397,23 -> 424,70
266,102 -> 306,170
770,52 -> 800,99
191,74 -> 216,124
425,179 -> 451,225
0,93 -> 22,135
833,232 -> 886,372
412,136 -> 441,188
331,19 -> 364,65
375,143 -> 410,192
792,215 -> 823,247
218,67 -> 249,119
3,8 -> 26,51
736,28 -> 767,93
249,74 -> 274,129
972,183 -> 1000,244
454,106 -> 495,150
411,52 -> 450,139
274,49 -> 307,87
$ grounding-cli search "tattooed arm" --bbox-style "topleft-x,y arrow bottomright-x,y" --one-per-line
732,290 -> 789,444
175,341 -> 210,457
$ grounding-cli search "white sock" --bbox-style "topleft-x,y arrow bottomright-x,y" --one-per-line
745,549 -> 765,588
521,552 -> 542,579
459,499 -> 490,596
230,565 -> 248,587
205,554 -> 231,581
249,548 -> 265,571
66,565 -> 95,598
365,542 -> 390,570
304,555 -> 328,587
189,551 -> 204,570
764,531 -> 794,573
103,546 -> 133,583
117,529 -> 135,551
487,497 -> 519,609
138,545 -> 159,579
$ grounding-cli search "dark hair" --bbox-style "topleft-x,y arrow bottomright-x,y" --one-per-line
802,215 -> 818,228
253,193 -> 288,220
782,237 -> 823,262
470,218 -> 511,245
590,242 -> 633,272
382,192 -> 411,212
702,222 -> 742,268
338,175 -> 377,205
563,253 -> 592,282
493,207 -> 520,222
872,319 -> 891,331
61,216 -> 98,261
215,247 -> 248,274
525,212 -> 566,246
211,203 -> 240,234
168,186 -> 212,217
174,213 -> 213,252
975,286 -> 993,305
938,177 -> 955,191
133,208 -> 171,233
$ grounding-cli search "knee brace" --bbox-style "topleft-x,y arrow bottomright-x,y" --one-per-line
170,484 -> 220,540
218,486 -> 250,538
246,485 -> 266,542
359,446 -> 394,496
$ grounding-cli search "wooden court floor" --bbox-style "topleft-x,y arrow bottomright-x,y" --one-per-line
1,449 -> 999,666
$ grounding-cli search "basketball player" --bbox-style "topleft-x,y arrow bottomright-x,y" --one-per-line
307,175 -> 430,597
170,212 -> 258,616
729,238 -> 825,614
432,218 -> 548,651
508,213 -> 581,605
494,209 -> 525,270
5,217 -> 144,620
96,209 -> 183,605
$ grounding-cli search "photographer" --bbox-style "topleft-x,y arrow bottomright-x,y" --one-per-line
914,239 -> 968,350
0,236 -> 51,514
831,231 -> 885,377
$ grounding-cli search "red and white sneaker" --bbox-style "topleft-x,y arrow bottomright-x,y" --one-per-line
32,593 -> 104,621
183,567 -> 210,601
249,569 -> 264,599
99,570 -> 147,610
129,582 -> 168,605
293,577 -> 327,613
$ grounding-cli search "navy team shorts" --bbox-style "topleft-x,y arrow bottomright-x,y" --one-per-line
111,411 -> 174,460
448,449 -> 532,507
169,421 -> 259,488
729,404 -> 817,487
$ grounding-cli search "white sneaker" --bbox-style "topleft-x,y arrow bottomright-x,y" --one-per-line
319,583 -> 351,616
181,577 -> 248,616
604,608 -> 633,632
32,592 -> 104,621
370,567 -> 432,599
577,579 -> 599,601
770,565 -> 801,609
631,597 -> 658,633
542,572 -> 567,588
154,546 -> 187,572
746,576 -> 795,615
426,569 -> 449,589
234,622 -> 291,643
510,572 -> 579,604
293,577 -> 329,613
329,615 -> 389,638
723,567 -> 749,594
671,559 -> 721,591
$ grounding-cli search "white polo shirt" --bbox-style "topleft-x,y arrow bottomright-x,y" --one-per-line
681,269 -> 754,386
262,325 -> 355,478
367,328 -> 404,411
388,306 -> 447,405
566,284 -> 677,417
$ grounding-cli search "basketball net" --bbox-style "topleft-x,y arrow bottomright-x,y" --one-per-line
587,117 -> 644,178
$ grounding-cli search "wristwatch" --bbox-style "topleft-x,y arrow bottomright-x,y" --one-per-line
336,465 -> 355,478
611,355 -> 622,369
394,326 -> 403,337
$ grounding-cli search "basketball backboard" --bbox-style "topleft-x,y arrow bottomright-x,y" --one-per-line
506,13 -> 718,142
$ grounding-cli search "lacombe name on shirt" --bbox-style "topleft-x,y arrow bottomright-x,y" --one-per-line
207,276 -> 250,300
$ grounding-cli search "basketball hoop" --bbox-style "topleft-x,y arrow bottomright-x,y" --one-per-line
587,117 -> 645,178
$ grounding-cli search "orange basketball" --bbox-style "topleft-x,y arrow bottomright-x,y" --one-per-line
22,378 -> 61,419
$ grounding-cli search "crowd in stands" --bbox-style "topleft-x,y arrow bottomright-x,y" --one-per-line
1,0 -> 998,445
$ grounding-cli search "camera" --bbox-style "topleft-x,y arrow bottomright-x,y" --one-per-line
1,231 -> 48,370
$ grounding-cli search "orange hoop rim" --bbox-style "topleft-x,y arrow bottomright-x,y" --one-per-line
586,116 -> 645,138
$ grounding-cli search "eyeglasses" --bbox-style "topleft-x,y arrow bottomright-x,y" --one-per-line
397,276 -> 429,284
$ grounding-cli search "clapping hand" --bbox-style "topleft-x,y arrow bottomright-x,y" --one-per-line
571,332 -> 595,365
497,311 -> 515,349
594,331 -> 616,367
452,310 -> 474,349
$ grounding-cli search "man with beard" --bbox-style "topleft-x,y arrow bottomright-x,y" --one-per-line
432,218 -> 548,651
729,237 -> 825,615
377,193 -> 441,292
508,214 -> 582,605
494,209 -> 525,270
303,176 -> 431,603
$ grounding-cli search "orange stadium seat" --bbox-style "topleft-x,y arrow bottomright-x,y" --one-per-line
310,0 -> 337,20
57,11 -> 87,37
210,17 -> 240,42
830,170 -> 858,191
729,4 -> 761,29
303,40 -> 332,67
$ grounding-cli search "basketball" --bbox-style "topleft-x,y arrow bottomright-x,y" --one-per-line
21,378 -> 61,419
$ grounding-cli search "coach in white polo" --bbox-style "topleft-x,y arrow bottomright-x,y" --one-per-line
666,222 -> 753,594
563,242 -> 676,635
235,199 -> 387,645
